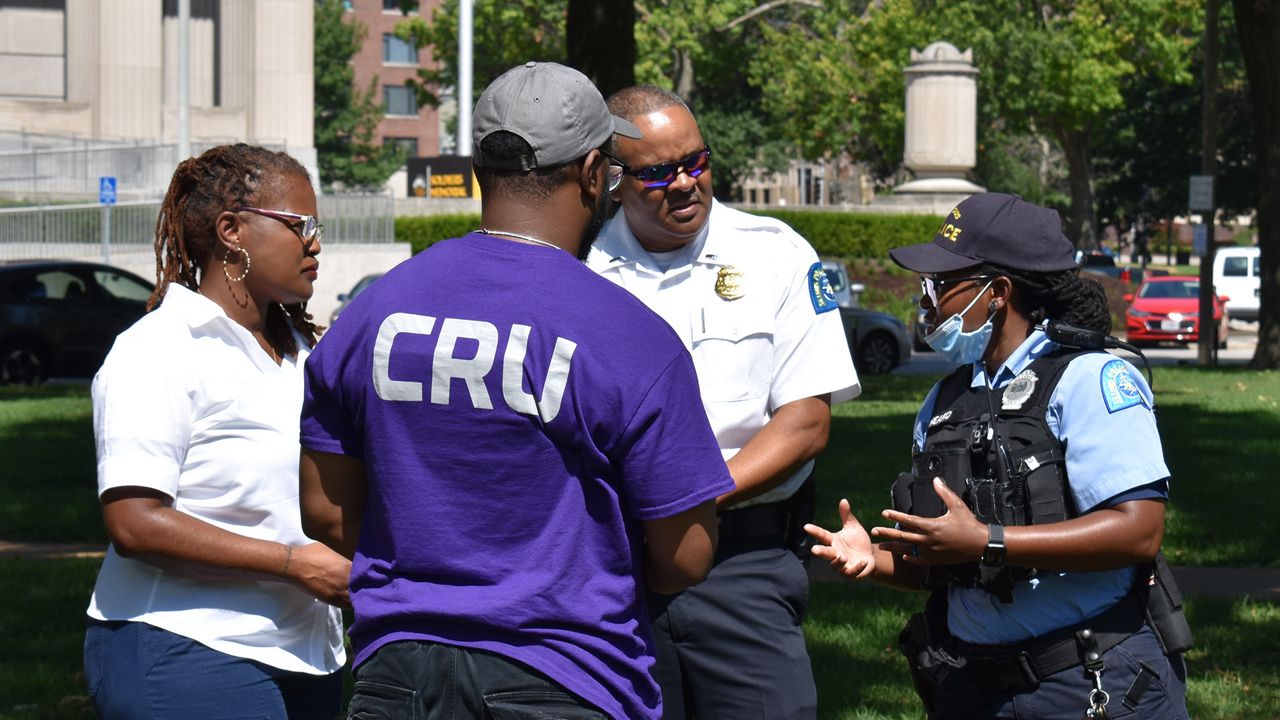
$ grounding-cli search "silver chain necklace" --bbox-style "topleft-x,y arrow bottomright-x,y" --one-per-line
479,227 -> 562,252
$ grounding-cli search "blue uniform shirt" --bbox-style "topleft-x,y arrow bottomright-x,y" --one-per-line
911,329 -> 1171,644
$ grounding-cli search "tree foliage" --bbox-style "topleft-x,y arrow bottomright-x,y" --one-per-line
1093,3 -> 1254,227
1231,0 -> 1279,368
393,0 -> 567,111
314,0 -> 404,190
399,0 -> 793,194
633,0 -> 799,196
750,0 -> 1202,243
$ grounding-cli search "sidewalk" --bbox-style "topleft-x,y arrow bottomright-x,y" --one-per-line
3,540 -> 1278,601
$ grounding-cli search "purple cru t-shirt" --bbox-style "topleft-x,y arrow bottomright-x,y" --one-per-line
301,233 -> 734,720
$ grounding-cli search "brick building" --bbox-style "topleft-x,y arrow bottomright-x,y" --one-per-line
344,0 -> 445,161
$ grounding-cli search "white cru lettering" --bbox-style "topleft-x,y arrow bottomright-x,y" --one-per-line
373,313 -> 576,420
433,318 -> 499,409
502,324 -> 577,423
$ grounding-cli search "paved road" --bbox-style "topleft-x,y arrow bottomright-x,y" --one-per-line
897,320 -> 1259,376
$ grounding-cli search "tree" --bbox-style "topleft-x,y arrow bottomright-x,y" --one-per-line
752,0 -> 1202,244
1093,9 -> 1254,227
314,0 -> 404,190
631,0 -> 800,197
393,0 -> 567,113
567,0 -> 636,98
1232,0 -> 1280,368
401,0 -> 792,195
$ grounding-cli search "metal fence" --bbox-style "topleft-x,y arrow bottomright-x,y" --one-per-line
0,193 -> 395,262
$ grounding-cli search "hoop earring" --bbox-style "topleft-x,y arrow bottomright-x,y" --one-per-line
223,247 -> 251,283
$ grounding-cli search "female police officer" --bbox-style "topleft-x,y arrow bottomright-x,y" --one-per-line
806,193 -> 1189,719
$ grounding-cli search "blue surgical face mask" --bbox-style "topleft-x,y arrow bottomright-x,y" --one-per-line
924,280 -> 995,364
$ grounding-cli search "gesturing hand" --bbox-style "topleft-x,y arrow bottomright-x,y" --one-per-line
804,499 -> 877,579
873,478 -> 986,565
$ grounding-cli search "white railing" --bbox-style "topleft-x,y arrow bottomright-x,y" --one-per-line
0,194 -> 395,262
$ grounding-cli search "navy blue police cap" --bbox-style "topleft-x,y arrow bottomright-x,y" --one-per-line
889,192 -> 1078,274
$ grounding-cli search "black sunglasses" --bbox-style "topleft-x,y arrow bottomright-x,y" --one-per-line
920,275 -> 992,305
602,146 -> 711,189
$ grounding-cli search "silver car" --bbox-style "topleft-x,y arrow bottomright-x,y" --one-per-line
821,260 -> 912,375
329,273 -> 383,325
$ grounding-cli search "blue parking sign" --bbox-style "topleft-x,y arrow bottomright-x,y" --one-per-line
99,176 -> 117,205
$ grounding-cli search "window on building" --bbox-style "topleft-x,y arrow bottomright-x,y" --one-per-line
384,85 -> 418,116
382,33 -> 417,64
385,137 -> 418,159
384,0 -> 417,12
749,189 -> 757,205
0,3 -> 67,100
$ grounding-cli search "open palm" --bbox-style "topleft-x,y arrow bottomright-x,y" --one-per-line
804,499 -> 877,579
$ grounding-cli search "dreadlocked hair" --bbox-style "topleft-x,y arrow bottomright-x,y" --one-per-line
977,263 -> 1112,335
151,143 -> 320,354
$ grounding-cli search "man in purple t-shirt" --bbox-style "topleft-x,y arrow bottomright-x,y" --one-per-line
298,62 -> 734,720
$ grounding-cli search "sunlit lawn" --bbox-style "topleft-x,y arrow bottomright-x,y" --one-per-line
2,366 -> 1278,718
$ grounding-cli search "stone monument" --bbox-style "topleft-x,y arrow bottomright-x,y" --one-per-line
873,41 -> 985,214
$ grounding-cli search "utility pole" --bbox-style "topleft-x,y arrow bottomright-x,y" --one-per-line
1198,0 -> 1220,365
177,0 -> 191,163
457,0 -> 473,157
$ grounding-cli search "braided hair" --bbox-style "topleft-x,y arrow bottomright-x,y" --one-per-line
151,143 -> 320,355
977,263 -> 1112,335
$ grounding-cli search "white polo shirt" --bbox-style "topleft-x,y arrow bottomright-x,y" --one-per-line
588,200 -> 860,506
86,284 -> 345,675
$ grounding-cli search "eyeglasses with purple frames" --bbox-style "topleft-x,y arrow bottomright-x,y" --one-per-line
235,207 -> 324,247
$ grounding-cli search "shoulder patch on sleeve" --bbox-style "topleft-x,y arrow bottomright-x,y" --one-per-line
1099,358 -> 1143,413
807,262 -> 838,314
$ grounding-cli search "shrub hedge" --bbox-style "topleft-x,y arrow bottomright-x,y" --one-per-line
397,213 -> 482,255
395,208 -> 945,258
750,210 -> 944,259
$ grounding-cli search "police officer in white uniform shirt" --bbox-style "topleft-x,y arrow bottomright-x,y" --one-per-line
587,84 -> 860,719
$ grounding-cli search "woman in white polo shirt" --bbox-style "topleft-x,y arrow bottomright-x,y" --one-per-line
84,144 -> 348,719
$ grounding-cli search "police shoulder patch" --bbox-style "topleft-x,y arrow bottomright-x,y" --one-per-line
1100,358 -> 1143,414
808,262 -> 838,314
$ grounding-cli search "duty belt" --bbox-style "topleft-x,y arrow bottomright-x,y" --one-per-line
953,593 -> 1146,691
717,499 -> 790,542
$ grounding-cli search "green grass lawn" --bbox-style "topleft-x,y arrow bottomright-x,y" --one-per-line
2,366 -> 1279,718
820,366 -> 1280,569
0,384 -> 103,545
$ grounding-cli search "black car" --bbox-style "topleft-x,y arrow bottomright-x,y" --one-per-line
0,260 -> 153,384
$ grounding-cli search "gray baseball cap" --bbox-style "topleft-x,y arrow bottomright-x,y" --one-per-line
473,61 -> 642,170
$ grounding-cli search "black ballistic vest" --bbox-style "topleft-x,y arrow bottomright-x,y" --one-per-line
892,349 -> 1092,600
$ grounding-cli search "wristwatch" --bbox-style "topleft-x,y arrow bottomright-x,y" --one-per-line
981,523 -> 1006,567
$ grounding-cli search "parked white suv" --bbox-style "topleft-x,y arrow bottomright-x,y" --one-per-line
1212,246 -> 1260,322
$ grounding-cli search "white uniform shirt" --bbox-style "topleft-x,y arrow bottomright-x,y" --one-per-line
87,284 -> 345,675
588,200 -> 860,506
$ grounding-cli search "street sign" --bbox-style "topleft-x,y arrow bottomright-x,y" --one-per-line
1188,175 -> 1213,211
99,176 -> 117,206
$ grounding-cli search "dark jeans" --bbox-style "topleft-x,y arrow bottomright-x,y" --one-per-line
649,544 -> 816,720
84,619 -> 342,720
347,640 -> 608,720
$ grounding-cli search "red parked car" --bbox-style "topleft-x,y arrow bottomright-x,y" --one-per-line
1124,275 -> 1229,348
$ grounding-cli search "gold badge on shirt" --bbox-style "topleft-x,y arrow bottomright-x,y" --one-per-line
715,266 -> 745,300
